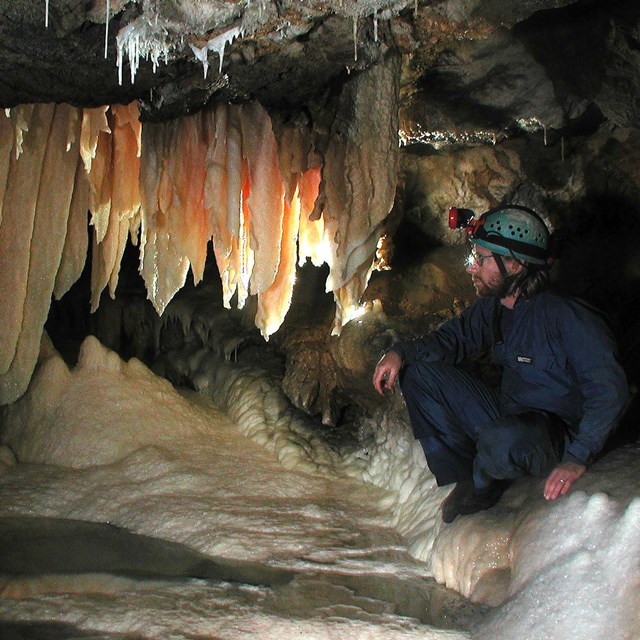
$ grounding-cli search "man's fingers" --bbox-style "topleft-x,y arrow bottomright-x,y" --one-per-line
544,475 -> 562,501
560,476 -> 577,496
372,367 -> 389,395
544,464 -> 584,500
373,351 -> 402,395
384,370 -> 397,391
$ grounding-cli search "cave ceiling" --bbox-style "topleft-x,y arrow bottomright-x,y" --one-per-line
1,0 -> 639,137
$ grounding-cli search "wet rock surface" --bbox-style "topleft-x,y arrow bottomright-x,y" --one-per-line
0,0 -> 637,133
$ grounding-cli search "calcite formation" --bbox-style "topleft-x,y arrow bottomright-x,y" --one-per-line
0,53 -> 399,404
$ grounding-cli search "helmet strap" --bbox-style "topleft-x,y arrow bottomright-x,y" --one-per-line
494,253 -> 529,299
493,253 -> 508,278
493,249 -> 550,299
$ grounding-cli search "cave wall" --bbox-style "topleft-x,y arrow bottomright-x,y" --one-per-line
1,1 -> 640,439
58,119 -> 639,443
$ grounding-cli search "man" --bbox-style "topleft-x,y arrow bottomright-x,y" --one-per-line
372,204 -> 629,523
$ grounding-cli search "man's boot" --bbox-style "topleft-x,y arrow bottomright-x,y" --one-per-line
441,480 -> 474,523
442,480 -> 507,523
458,482 -> 506,517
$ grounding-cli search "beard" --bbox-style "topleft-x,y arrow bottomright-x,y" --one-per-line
472,271 -> 513,298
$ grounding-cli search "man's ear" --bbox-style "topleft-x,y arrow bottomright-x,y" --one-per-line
506,258 -> 526,276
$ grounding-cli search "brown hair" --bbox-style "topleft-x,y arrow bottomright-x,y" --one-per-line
502,259 -> 551,299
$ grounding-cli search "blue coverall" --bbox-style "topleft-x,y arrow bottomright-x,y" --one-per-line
391,290 -> 629,488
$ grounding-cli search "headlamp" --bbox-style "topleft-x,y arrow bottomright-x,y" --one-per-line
448,207 -> 484,237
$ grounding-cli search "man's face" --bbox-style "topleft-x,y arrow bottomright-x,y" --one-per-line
466,246 -> 505,297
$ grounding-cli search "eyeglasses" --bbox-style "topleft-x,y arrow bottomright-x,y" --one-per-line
467,250 -> 495,267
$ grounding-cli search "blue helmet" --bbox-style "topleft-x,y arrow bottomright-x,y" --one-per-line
470,205 -> 550,266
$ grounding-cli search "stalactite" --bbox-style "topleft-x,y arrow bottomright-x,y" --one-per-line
90,102 -> 142,310
80,106 -> 111,248
332,259 -> 375,333
0,104 -> 80,404
169,110 -> 211,286
138,118 -> 192,316
240,102 -> 285,296
10,105 -> 35,160
255,186 -> 300,340
86,114 -> 114,311
0,72 -> 400,402
0,110 -> 13,226
235,169 -> 254,311
0,104 -> 55,379
353,14 -> 358,62
297,166 -> 327,268
104,0 -> 110,59
54,157 -> 90,300
316,52 -> 400,333
190,26 -> 244,79
205,103 -> 243,309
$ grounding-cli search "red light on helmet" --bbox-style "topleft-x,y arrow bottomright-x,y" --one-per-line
448,207 -> 484,237
466,216 -> 485,238
449,207 -> 473,229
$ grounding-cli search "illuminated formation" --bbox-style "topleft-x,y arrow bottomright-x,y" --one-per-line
0,71 -> 399,404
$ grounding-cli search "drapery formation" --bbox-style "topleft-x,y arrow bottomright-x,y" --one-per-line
0,55 -> 399,405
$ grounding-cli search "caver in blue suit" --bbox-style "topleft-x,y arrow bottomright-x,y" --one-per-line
393,291 -> 629,488
373,204 -> 629,522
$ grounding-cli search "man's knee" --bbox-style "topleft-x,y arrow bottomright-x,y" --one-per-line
476,414 -> 561,480
399,361 -> 452,399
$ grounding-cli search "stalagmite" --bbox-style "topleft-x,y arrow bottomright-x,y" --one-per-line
0,104 -> 55,376
0,104 -> 80,404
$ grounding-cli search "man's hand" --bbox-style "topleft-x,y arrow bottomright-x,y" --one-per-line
372,351 -> 403,395
544,461 -> 586,501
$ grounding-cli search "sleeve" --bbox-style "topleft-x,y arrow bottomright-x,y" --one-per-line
557,299 -> 629,465
389,298 -> 496,366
